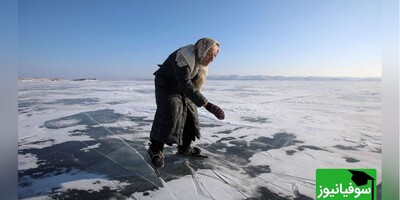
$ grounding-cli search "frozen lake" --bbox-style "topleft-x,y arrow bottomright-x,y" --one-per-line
18,78 -> 382,199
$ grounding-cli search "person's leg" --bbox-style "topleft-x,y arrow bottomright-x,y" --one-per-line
181,113 -> 196,147
178,113 -> 201,155
148,81 -> 167,168
150,137 -> 164,152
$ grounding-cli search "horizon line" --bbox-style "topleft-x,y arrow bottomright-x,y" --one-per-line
18,74 -> 382,80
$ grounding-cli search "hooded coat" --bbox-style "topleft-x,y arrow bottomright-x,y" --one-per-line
150,38 -> 219,146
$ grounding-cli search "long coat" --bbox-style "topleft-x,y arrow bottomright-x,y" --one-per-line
150,46 -> 208,146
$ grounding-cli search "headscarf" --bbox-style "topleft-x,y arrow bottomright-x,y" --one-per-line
194,38 -> 220,64
175,37 -> 220,90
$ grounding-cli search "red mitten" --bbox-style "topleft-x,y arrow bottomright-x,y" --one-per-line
205,102 -> 225,120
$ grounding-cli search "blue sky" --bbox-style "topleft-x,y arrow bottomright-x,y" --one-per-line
18,0 -> 381,78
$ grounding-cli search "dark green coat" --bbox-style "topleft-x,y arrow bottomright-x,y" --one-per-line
150,48 -> 208,145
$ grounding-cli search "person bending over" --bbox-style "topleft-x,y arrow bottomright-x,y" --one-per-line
148,37 -> 225,169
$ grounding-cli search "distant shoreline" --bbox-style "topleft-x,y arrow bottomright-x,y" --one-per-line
207,75 -> 381,81
18,77 -> 98,82
18,75 -> 381,82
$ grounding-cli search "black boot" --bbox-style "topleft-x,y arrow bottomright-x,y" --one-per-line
177,145 -> 201,156
148,139 -> 164,169
147,148 -> 164,169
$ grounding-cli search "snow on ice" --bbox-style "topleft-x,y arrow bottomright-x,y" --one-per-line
18,78 -> 381,199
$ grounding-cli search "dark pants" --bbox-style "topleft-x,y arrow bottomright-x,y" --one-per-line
150,112 -> 196,152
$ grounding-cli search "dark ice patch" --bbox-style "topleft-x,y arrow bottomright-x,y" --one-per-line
252,133 -> 303,150
51,98 -> 99,105
248,186 -> 304,200
43,109 -> 152,132
216,129 -> 234,134
286,150 -> 297,155
50,187 -> 127,200
229,140 -> 248,147
217,137 -> 236,142
18,99 -> 40,110
20,108 -> 161,197
371,148 -> 381,153
334,145 -> 359,151
215,127 -> 243,135
243,165 -> 271,178
18,99 -> 48,113
106,101 -> 125,105
294,193 -> 315,200
83,126 -> 137,139
355,143 -> 367,148
249,186 -> 313,200
297,145 -> 328,152
344,157 -> 360,163
203,132 -> 303,165
143,191 -> 150,196
361,133 -> 381,141
135,89 -> 154,94
22,139 -> 55,147
43,109 -> 124,129
18,138 -> 163,199
241,116 -> 271,123
199,122 -> 223,128
160,153 -> 214,182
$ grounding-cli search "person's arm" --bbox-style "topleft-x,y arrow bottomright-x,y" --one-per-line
173,64 -> 207,107
173,61 -> 225,120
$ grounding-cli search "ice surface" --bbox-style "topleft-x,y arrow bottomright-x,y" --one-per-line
18,78 -> 381,199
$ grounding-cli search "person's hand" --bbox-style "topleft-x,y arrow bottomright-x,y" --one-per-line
205,102 -> 225,120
